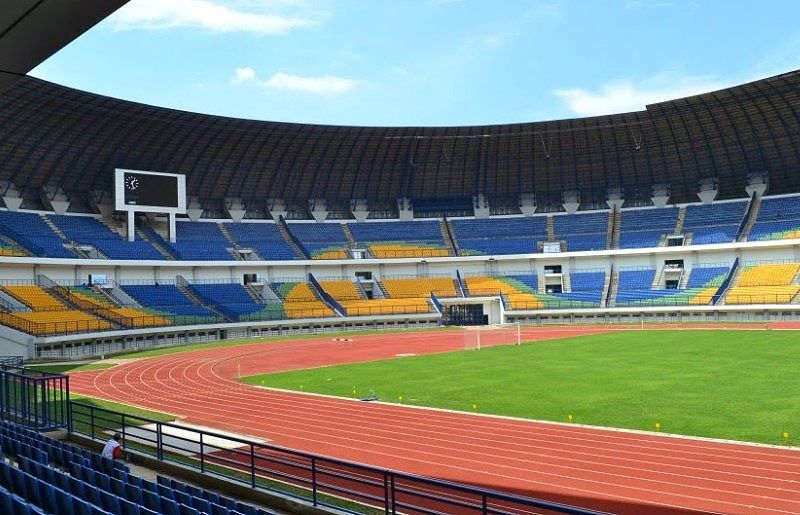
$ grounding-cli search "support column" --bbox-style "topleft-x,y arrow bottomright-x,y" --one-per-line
168,213 -> 177,243
127,211 -> 135,242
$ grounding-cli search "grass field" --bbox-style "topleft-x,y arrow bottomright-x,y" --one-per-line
244,329 -> 800,446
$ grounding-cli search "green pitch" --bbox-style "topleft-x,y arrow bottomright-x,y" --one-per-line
243,329 -> 800,446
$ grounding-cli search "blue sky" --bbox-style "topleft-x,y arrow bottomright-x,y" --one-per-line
30,0 -> 800,127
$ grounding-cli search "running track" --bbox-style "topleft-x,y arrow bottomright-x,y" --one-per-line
68,326 -> 800,514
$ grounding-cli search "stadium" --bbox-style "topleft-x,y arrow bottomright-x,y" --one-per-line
1,2 -> 800,514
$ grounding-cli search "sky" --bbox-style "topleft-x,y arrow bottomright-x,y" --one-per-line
29,0 -> 800,127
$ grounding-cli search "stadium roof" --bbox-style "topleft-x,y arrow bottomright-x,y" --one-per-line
1,69 -> 798,211
0,1 -> 128,93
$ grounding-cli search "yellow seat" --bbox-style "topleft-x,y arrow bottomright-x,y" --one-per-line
3,285 -> 67,311
369,244 -> 450,258
381,277 -> 458,298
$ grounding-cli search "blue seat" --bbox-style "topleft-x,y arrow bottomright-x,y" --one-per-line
192,497 -> 211,513
98,490 -> 119,514
124,481 -> 143,505
210,503 -> 230,515
11,494 -> 31,515
109,477 -> 126,498
174,489 -> 192,506
157,483 -> 175,499
0,487 -> 14,515
141,489 -> 160,512
160,498 -> 180,515
179,503 -> 201,515
33,480 -> 57,514
140,479 -> 158,493
119,498 -> 140,515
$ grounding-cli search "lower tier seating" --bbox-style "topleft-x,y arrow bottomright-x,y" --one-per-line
725,263 -> 800,304
271,283 -> 334,318
0,419 -> 275,515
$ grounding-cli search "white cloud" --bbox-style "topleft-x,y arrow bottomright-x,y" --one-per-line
553,73 -> 727,116
231,68 -> 358,95
231,66 -> 256,84
108,0 -> 312,34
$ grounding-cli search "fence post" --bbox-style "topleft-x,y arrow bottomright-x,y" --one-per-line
390,474 -> 396,514
311,457 -> 317,506
157,422 -> 163,461
90,405 -> 96,439
383,471 -> 390,514
199,433 -> 204,473
250,444 -> 256,488
482,494 -> 488,514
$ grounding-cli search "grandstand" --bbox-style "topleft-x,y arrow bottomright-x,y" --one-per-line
3,5 -> 800,515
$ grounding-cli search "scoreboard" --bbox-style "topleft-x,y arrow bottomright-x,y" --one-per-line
115,169 -> 186,214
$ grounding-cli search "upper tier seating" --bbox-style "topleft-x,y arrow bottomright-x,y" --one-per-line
725,263 -> 800,304
749,196 -> 800,241
225,222 -> 299,260
286,223 -> 349,259
0,210 -> 75,258
682,201 -> 747,245
166,222 -> 233,261
190,283 -> 284,321
552,212 -> 608,252
121,284 -> 223,324
618,207 -> 678,249
452,217 -> 547,256
49,215 -> 163,260
349,221 -> 450,258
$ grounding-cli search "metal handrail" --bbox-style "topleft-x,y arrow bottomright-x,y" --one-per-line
69,401 -> 607,515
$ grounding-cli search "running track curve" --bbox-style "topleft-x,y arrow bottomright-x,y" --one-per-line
68,327 -> 800,514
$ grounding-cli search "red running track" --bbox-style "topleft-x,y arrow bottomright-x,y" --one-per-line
69,327 -> 800,514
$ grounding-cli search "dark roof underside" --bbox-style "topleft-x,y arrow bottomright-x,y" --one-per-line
0,70 -> 799,208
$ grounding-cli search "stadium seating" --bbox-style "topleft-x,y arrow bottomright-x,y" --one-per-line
270,282 -> 335,318
725,263 -> 800,304
618,207 -> 678,249
286,223 -> 349,259
165,222 -> 234,261
0,241 -> 25,256
64,286 -> 171,328
615,266 -> 731,306
552,212 -> 608,252
348,221 -> 450,258
0,285 -> 114,335
190,283 -> 284,321
121,284 -> 223,324
0,418 -> 276,515
452,217 -> 546,256
0,210 -> 76,258
682,201 -> 746,245
225,222 -> 299,260
749,196 -> 800,241
318,279 -> 434,316
380,277 -> 459,298
464,272 -> 603,309
49,214 -> 163,260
